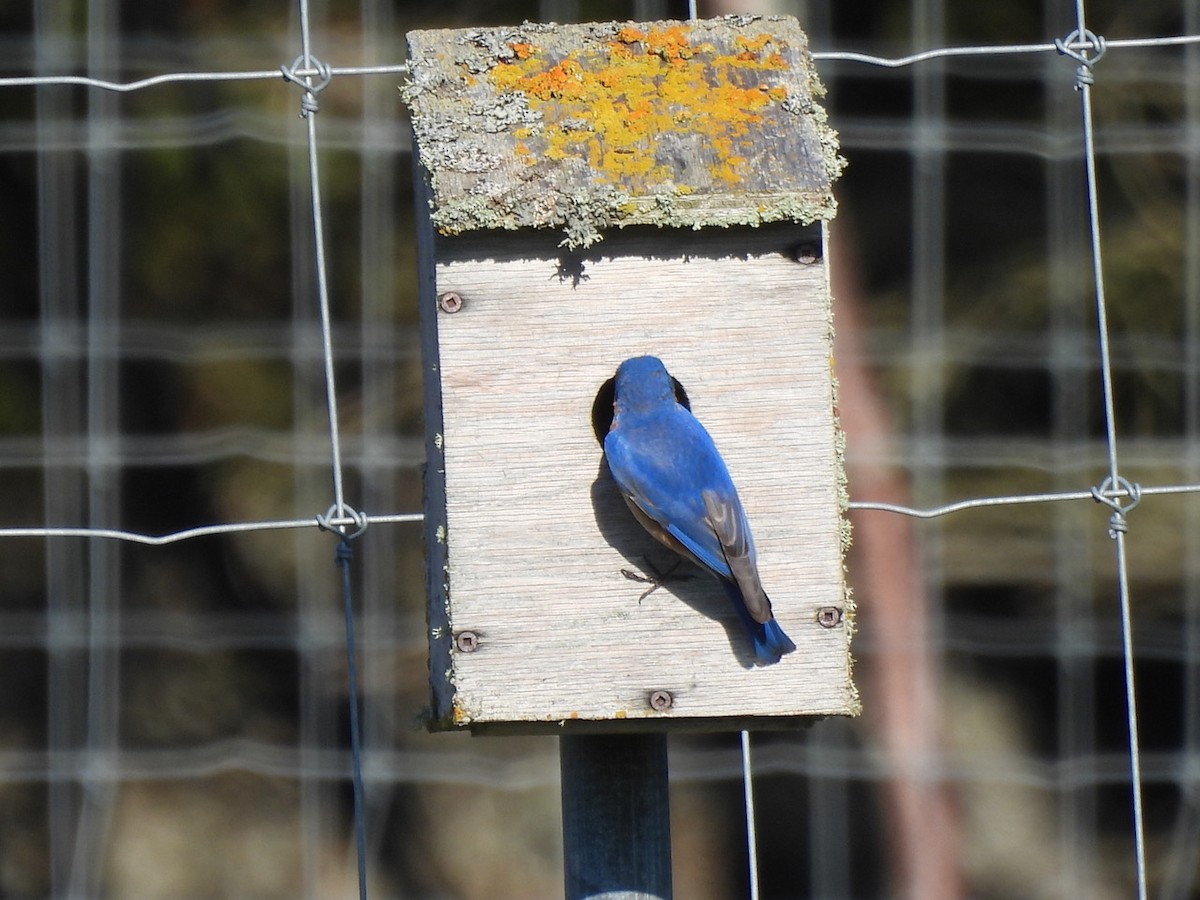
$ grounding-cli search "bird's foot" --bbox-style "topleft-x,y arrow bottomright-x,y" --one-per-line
621,556 -> 686,602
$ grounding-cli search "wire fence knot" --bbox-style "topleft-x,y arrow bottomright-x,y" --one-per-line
1091,475 -> 1141,539
281,54 -> 333,117
1055,28 -> 1107,90
317,503 -> 368,541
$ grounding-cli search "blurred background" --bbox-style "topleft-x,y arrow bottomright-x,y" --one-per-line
2,0 -> 1198,897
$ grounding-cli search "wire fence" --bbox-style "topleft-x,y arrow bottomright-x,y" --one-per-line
2,0 -> 1198,897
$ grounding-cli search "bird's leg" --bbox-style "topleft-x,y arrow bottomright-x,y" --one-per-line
621,555 -> 686,602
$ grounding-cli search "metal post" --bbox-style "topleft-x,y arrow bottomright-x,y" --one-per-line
560,733 -> 673,900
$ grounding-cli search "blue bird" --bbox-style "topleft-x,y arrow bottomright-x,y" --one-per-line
603,355 -> 796,665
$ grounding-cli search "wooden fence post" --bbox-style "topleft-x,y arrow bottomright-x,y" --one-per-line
561,733 -> 672,900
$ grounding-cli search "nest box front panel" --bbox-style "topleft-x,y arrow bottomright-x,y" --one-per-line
422,226 -> 855,731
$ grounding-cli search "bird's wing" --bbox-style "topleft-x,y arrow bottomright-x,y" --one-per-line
661,514 -> 731,580
604,426 -> 732,579
702,489 -> 772,624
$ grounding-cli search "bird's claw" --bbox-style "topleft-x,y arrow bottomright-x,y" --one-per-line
621,568 -> 662,601
621,557 -> 685,602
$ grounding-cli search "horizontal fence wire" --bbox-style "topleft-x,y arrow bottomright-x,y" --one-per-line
5,33 -> 1200,94
0,63 -> 411,93
5,487 -> 1200,544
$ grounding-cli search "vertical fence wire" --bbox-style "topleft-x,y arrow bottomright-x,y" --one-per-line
1063,1 -> 1148,894
739,731 -> 760,900
288,0 -> 369,896
294,2 -> 349,522
296,1 -> 371,896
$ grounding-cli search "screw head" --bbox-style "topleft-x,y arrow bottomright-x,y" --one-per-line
438,291 -> 464,313
454,630 -> 479,652
648,690 -> 673,712
792,243 -> 822,265
817,607 -> 843,628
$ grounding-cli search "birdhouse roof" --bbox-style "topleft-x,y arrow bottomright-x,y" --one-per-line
404,16 -> 843,247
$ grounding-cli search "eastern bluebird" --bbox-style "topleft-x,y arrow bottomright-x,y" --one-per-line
603,355 -> 796,665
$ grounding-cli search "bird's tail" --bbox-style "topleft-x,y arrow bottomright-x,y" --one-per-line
754,618 -> 796,665
724,582 -> 796,665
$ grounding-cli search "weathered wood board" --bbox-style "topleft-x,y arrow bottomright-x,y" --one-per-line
408,16 -> 854,732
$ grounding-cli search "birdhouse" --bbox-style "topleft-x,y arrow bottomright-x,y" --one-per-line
405,15 -> 857,733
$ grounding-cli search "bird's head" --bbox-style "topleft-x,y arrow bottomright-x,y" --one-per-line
613,355 -> 676,413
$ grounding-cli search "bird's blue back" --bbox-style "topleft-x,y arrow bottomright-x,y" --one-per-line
603,355 -> 795,665
603,358 -> 753,580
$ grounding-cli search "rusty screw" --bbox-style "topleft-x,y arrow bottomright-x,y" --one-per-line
648,690 -> 674,712
817,606 -> 843,628
793,243 -> 821,265
438,291 -> 464,314
454,630 -> 479,652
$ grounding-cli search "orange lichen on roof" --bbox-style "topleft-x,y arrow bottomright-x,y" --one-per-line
481,24 -> 794,190
735,33 -> 773,54
625,23 -> 696,63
